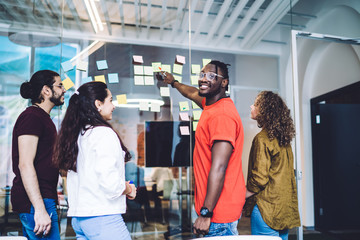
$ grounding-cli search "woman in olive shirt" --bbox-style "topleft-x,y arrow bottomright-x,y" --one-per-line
245,91 -> 300,240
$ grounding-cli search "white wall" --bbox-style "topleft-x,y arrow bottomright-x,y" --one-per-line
283,1 -> 360,227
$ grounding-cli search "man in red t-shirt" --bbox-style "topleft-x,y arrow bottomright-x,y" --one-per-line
11,70 -> 66,239
157,60 -> 246,237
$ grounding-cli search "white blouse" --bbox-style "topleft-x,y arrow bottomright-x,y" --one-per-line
67,126 -> 126,217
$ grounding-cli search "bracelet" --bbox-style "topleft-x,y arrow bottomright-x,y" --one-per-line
171,80 -> 179,88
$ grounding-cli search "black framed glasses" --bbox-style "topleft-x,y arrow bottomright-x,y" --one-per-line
198,72 -> 224,81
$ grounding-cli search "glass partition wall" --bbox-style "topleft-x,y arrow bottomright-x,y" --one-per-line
0,0 -> 304,239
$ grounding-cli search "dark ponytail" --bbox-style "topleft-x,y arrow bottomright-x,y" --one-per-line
53,81 -> 131,172
20,70 -> 59,104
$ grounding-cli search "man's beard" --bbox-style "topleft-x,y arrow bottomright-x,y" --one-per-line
198,84 -> 221,98
50,91 -> 64,106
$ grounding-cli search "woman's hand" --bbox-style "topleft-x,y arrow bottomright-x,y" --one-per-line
125,182 -> 137,200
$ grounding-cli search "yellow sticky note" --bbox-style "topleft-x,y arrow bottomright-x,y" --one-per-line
193,121 -> 198,131
191,64 -> 201,74
179,101 -> 189,111
192,101 -> 201,109
202,58 -> 211,66
193,110 -> 202,120
152,62 -> 162,72
62,77 -> 74,90
94,75 -> 106,83
174,75 -> 182,83
162,64 -> 171,73
116,94 -> 127,104
191,75 -> 198,85
173,64 -> 183,75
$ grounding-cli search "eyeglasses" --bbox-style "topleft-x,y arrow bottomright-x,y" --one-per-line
198,72 -> 224,81
52,84 -> 66,90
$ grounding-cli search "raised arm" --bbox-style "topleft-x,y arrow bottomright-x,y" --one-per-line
156,72 -> 204,109
18,135 -> 51,236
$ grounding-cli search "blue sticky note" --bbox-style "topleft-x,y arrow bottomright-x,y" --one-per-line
108,73 -> 119,83
81,76 -> 92,84
61,61 -> 74,72
96,60 -> 108,70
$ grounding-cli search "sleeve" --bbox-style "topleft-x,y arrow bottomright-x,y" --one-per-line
246,136 -> 271,193
208,115 -> 237,149
93,128 -> 126,200
17,112 -> 43,137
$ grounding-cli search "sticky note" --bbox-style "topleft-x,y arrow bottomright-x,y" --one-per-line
108,73 -> 119,83
192,101 -> 201,109
144,66 -> 153,76
133,55 -> 144,64
179,112 -> 190,121
162,64 -> 171,73
96,60 -> 108,70
176,55 -> 186,65
144,76 -> 154,85
134,65 -> 144,75
62,77 -> 74,90
76,61 -> 88,71
191,64 -> 201,74
174,75 -> 182,83
160,87 -> 170,97
180,126 -> 190,135
61,61 -> 74,72
116,94 -> 127,104
179,101 -> 189,111
152,62 -> 162,72
81,76 -> 92,84
191,75 -> 198,85
193,110 -> 202,120
150,102 -> 161,112
139,101 -> 149,111
134,76 -> 144,85
193,121 -> 198,131
94,75 -> 106,83
173,64 -> 183,75
202,58 -> 211,66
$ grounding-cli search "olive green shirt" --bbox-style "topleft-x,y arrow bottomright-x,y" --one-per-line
244,129 -> 300,230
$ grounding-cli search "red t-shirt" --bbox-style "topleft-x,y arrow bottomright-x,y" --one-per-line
194,98 -> 246,223
11,106 -> 59,213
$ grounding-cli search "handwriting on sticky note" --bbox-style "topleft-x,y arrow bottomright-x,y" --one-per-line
180,126 -> 190,135
144,76 -> 154,85
152,62 -> 162,72
179,112 -> 190,121
134,76 -> 144,85
173,64 -> 183,75
179,101 -> 189,111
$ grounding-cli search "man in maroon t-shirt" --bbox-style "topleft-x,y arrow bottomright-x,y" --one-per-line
11,70 -> 66,239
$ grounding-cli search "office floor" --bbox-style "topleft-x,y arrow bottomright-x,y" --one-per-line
2,210 -> 360,240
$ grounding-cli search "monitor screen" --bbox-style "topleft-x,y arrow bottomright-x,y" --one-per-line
145,121 -> 194,167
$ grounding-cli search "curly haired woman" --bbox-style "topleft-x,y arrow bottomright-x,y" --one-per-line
244,91 -> 300,240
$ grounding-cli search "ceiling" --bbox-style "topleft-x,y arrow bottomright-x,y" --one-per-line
0,0 -> 317,52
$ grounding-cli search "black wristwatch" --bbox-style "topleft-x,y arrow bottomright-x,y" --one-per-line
170,79 -> 179,88
200,207 -> 213,218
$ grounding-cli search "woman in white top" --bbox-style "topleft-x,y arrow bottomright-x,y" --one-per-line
53,82 -> 136,240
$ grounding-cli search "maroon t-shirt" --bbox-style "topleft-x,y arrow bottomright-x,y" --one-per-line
11,106 -> 59,213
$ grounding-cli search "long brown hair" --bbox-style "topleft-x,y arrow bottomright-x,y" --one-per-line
255,91 -> 295,146
52,82 -> 131,172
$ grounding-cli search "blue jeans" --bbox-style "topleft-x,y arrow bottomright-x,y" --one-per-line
251,205 -> 289,240
71,214 -> 131,240
204,219 -> 239,237
19,198 -> 60,240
